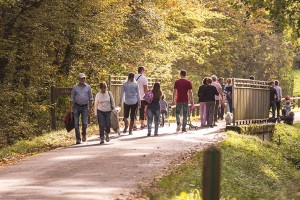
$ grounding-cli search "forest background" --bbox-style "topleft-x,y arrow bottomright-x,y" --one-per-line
0,0 -> 299,148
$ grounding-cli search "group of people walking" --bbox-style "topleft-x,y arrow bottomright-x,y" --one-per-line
68,67 -> 168,144
68,67 -> 290,145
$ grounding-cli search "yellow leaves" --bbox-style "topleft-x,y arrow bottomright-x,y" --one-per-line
172,189 -> 202,200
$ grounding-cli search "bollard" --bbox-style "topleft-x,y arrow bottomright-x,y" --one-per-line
202,146 -> 221,200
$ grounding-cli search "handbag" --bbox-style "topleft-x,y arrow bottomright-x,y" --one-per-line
64,112 -> 75,132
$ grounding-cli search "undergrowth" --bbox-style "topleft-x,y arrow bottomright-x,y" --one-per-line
145,123 -> 300,200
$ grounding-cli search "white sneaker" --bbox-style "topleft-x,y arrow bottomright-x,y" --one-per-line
176,123 -> 181,132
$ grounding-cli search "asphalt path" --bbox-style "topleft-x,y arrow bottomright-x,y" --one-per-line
0,120 -> 227,200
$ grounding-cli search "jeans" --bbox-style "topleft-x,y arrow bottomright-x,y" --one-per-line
206,101 -> 216,126
147,108 -> 160,134
199,102 -> 206,126
97,110 -> 111,138
74,104 -> 88,141
176,102 -> 188,129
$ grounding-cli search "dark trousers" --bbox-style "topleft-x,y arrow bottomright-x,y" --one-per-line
214,100 -> 219,123
270,100 -> 276,118
139,100 -> 148,120
206,101 -> 216,126
275,100 -> 281,117
124,103 -> 138,121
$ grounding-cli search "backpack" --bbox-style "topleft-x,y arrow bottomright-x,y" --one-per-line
144,90 -> 154,104
226,91 -> 232,101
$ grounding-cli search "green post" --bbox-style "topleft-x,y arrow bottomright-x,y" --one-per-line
202,146 -> 221,200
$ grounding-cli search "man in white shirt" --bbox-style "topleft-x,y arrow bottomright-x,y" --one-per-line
211,75 -> 223,126
274,80 -> 282,118
134,66 -> 148,129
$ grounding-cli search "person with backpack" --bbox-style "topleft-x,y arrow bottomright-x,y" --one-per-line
134,66 -> 148,129
147,82 -> 162,136
197,77 -> 208,127
94,82 -> 115,144
119,73 -> 141,135
172,70 -> 194,132
225,78 -> 233,113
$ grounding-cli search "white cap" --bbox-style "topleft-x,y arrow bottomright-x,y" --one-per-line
78,73 -> 86,78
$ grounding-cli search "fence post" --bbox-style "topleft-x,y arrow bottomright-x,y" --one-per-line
50,86 -> 56,130
202,146 -> 221,200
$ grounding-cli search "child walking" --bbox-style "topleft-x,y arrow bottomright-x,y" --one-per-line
147,82 -> 162,136
159,95 -> 168,127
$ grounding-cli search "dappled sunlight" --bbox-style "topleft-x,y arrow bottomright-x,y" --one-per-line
0,178 -> 128,199
123,152 -> 151,156
50,155 -> 97,161
260,165 -> 279,181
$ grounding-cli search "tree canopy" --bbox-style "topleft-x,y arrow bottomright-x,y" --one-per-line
0,0 -> 296,147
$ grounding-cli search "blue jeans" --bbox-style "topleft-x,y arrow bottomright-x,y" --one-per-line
176,102 -> 188,129
74,104 -> 88,141
147,108 -> 160,134
97,110 -> 111,138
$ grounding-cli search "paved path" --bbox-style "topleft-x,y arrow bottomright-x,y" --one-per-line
0,121 -> 227,200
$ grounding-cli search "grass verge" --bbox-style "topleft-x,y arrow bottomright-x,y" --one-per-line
144,123 -> 300,200
0,125 -> 98,166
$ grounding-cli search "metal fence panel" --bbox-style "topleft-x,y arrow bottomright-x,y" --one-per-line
232,78 -> 270,125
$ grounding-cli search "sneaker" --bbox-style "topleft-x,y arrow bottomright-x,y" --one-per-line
147,132 -> 151,137
82,135 -> 87,142
182,129 -> 187,132
105,133 -> 110,142
176,123 -> 181,132
154,133 -> 158,136
76,140 -> 81,144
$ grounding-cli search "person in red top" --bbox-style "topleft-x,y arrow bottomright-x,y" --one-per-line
172,70 -> 194,132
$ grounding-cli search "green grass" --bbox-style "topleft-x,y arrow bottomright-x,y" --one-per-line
0,125 -> 97,166
293,69 -> 300,96
144,124 -> 300,200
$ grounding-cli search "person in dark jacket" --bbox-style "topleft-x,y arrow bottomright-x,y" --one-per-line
147,82 -> 162,136
225,78 -> 233,113
269,81 -> 278,119
197,77 -> 208,127
203,78 -> 219,128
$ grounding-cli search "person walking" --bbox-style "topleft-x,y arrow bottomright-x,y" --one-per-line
119,73 -> 141,135
197,77 -> 208,127
218,77 -> 225,120
147,82 -> 162,136
225,78 -> 233,113
203,78 -> 219,128
274,80 -> 282,118
172,70 -> 194,132
159,94 -> 168,127
69,73 -> 93,144
134,66 -> 148,129
211,75 -> 223,126
94,82 -> 115,144
269,81 -> 278,119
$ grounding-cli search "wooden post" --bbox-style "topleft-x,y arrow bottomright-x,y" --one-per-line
202,146 -> 221,200
50,86 -> 56,130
